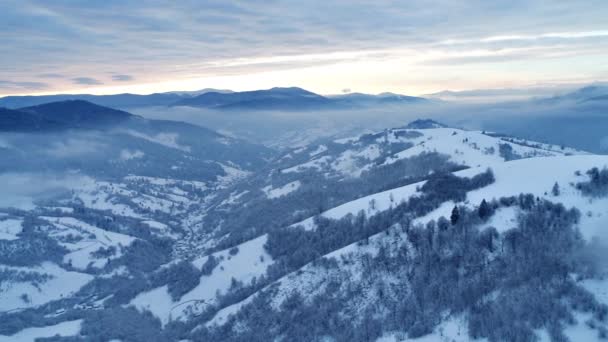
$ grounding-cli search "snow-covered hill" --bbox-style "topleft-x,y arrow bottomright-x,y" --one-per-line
193,121 -> 586,253
197,155 -> 608,341
1,117 -> 607,342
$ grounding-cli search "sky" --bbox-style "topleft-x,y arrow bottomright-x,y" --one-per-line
1,0 -> 608,97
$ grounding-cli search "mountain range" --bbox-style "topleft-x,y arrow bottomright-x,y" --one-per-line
0,87 -> 428,111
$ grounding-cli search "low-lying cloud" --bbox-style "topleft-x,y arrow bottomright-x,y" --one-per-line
0,172 -> 92,210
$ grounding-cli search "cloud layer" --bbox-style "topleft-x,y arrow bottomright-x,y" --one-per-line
1,0 -> 607,95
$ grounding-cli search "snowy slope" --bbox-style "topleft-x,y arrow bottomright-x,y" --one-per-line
205,155 -> 608,337
295,155 -> 608,237
0,319 -> 82,342
130,235 -> 272,324
279,126 -> 584,179
383,128 -> 582,168
0,263 -> 93,312
39,216 -> 136,270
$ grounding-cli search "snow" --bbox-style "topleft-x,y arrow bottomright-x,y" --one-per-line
263,181 -> 301,199
45,206 -> 74,214
462,155 -> 608,240
477,206 -> 519,233
0,319 -> 82,342
220,190 -> 249,206
217,163 -> 251,186
73,179 -> 144,218
377,316 -> 484,342
334,136 -> 359,144
203,155 -> 608,335
132,235 -> 272,324
130,285 -> 175,326
39,216 -> 136,269
0,263 -> 93,312
309,144 -> 328,156
280,127 -> 575,180
293,183 -> 421,231
206,296 -> 253,327
295,155 -> 608,239
331,149 -> 371,177
581,277 -> 608,305
142,220 -> 178,239
412,201 -> 456,226
142,220 -> 168,230
535,312 -> 602,342
283,156 -> 332,173
0,218 -> 22,240
384,128 -> 583,169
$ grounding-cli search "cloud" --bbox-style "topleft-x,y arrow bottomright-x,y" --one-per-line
72,77 -> 103,85
0,80 -> 49,91
1,0 -> 607,95
0,172 -> 91,210
119,149 -> 144,160
112,74 -> 134,81
426,84 -> 582,103
45,138 -> 106,158
38,73 -> 64,79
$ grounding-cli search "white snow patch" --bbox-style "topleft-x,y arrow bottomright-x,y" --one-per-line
478,206 -> 519,233
132,235 -> 272,324
378,316 -> 483,341
0,218 -> 22,240
385,128 -> 583,169
0,319 -> 82,342
295,155 -> 608,239
220,190 -> 249,206
283,156 -> 332,173
309,145 -> 328,156
39,216 -> 136,270
293,184 -> 420,231
0,263 -> 93,312
130,285 -> 175,326
262,181 -> 301,199
217,163 -> 250,186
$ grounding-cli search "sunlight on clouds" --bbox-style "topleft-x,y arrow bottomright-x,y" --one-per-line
16,39 -> 606,97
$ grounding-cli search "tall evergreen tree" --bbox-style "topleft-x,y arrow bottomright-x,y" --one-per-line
552,182 -> 560,196
450,205 -> 460,225
478,199 -> 490,219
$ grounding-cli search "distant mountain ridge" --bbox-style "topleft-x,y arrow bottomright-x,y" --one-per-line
1,87 -> 430,111
0,88 -> 231,109
329,91 -> 428,106
173,87 -> 334,110
0,100 -> 135,131
174,87 -> 429,110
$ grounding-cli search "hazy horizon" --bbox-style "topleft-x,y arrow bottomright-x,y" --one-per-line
2,1 -> 608,97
